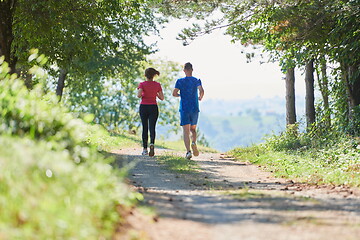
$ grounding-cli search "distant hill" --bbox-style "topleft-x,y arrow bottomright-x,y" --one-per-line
198,96 -> 305,152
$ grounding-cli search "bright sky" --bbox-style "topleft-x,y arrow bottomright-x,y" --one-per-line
149,19 -> 306,100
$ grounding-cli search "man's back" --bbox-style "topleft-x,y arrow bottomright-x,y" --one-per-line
175,76 -> 202,113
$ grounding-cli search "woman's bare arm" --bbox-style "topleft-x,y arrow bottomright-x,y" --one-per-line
137,88 -> 143,98
157,90 -> 164,100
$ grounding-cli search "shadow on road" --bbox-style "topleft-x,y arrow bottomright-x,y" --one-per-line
112,150 -> 360,226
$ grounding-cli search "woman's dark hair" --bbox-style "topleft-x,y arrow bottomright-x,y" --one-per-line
145,68 -> 160,79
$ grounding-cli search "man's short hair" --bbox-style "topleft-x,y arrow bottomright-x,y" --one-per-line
184,62 -> 193,70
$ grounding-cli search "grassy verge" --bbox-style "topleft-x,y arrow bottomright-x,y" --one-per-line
87,127 -> 141,152
228,144 -> 360,187
156,153 -> 200,174
155,153 -> 221,189
154,138 -> 217,175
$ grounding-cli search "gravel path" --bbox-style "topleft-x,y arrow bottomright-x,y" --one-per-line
112,148 -> 360,240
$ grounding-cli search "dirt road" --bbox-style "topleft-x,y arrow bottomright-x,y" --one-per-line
113,148 -> 360,240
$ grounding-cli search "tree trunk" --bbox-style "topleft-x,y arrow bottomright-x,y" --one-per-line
318,57 -> 331,128
24,73 -> 33,89
345,64 -> 360,108
0,0 -> 17,73
341,61 -> 360,135
305,59 -> 315,130
285,67 -> 296,125
56,69 -> 68,101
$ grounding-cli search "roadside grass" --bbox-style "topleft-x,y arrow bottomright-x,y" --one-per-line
156,153 -> 200,174
221,188 -> 267,200
153,152 -> 242,190
155,153 -> 228,190
87,128 -> 141,152
228,144 -> 360,187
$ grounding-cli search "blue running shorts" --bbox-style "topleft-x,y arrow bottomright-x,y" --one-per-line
180,111 -> 199,126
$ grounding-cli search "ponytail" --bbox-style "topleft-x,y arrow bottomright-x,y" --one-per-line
145,68 -> 160,80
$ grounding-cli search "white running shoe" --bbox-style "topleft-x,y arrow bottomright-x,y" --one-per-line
142,149 -> 148,155
185,151 -> 192,160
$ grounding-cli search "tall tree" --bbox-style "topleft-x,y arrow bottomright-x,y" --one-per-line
285,67 -> 296,125
326,0 -> 360,134
0,0 -> 16,72
163,0 -> 360,135
317,56 -> 331,129
56,69 -> 68,101
305,59 -> 315,129
0,0 -> 161,98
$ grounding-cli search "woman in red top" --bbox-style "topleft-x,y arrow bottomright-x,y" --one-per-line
137,68 -> 164,156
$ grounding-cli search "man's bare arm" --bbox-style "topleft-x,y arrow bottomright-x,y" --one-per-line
198,86 -> 204,101
173,88 -> 180,97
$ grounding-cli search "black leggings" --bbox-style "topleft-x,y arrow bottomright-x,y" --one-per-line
139,104 -> 159,148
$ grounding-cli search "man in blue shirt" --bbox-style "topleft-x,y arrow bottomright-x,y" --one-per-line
173,62 -> 205,159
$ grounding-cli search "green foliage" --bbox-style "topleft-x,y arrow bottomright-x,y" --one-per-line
154,0 -> 220,19
168,0 -> 360,138
11,0 -> 161,71
265,124 -> 302,151
152,59 -> 181,128
1,0 -> 165,118
64,72 -> 140,131
327,0 -> 360,67
0,57 -> 141,238
196,131 -> 211,148
0,76 -> 97,163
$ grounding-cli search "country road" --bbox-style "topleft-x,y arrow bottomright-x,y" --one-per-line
113,148 -> 360,240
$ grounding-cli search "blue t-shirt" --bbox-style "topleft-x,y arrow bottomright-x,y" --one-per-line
174,76 -> 202,113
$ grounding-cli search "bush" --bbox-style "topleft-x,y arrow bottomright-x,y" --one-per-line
0,77 -> 97,163
0,55 -> 141,239
264,124 -> 302,151
0,136 -> 137,239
